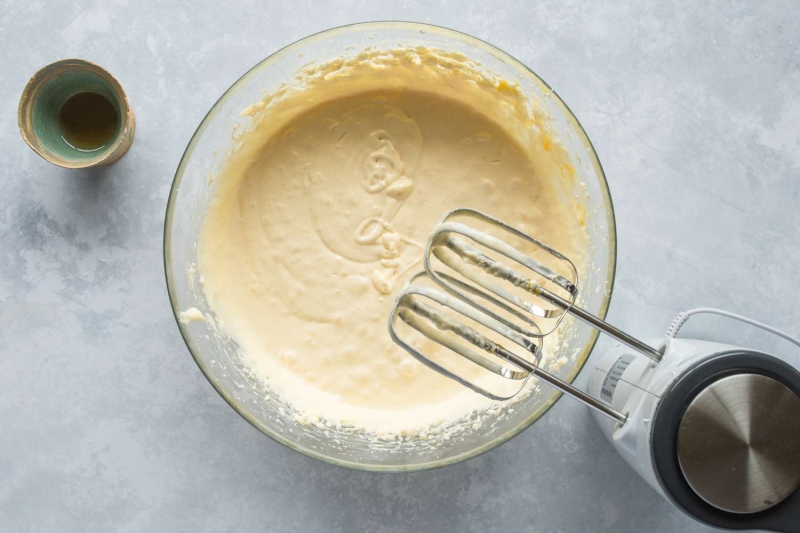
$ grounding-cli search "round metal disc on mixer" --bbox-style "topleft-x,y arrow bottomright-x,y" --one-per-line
677,373 -> 800,514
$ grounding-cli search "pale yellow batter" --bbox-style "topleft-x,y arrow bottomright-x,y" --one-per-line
198,48 -> 587,434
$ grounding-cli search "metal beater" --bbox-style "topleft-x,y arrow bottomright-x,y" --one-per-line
389,208 -> 661,424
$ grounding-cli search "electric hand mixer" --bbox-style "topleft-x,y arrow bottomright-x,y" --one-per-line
389,208 -> 800,532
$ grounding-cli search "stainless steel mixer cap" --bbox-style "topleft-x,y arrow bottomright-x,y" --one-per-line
677,373 -> 800,514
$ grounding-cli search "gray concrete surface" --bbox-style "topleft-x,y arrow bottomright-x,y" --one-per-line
2,1 -> 799,531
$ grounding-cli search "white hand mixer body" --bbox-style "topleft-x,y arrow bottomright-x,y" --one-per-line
590,309 -> 800,500
389,209 -> 800,533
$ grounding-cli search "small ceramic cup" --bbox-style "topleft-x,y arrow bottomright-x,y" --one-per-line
18,59 -> 135,169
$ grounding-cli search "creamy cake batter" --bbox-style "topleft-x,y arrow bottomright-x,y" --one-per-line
197,48 -> 587,434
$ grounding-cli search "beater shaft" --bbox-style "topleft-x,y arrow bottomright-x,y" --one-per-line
530,365 -> 628,424
535,287 -> 664,363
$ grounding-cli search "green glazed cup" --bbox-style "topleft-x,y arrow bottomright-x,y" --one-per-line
18,59 -> 135,169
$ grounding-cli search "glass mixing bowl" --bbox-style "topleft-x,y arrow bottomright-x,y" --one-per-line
164,22 -> 616,472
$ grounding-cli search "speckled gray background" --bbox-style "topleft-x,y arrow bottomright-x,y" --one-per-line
2,1 -> 799,531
